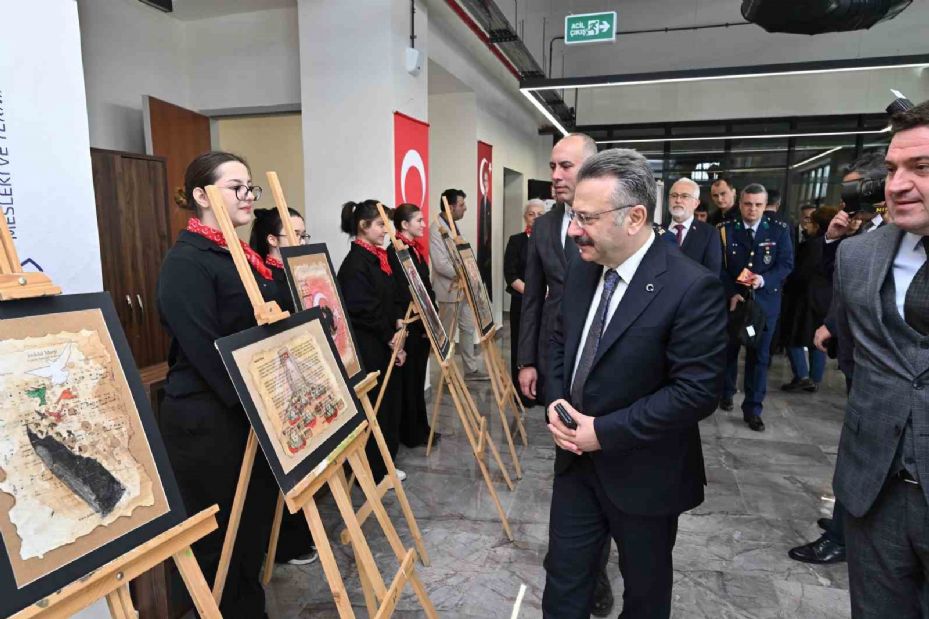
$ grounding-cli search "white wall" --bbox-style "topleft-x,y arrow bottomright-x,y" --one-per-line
185,7 -> 301,113
78,0 -> 188,152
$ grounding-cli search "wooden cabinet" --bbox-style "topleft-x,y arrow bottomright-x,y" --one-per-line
90,148 -> 172,368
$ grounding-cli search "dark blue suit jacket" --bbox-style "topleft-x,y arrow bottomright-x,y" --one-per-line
719,217 -> 794,318
546,237 -> 727,516
663,219 -> 723,275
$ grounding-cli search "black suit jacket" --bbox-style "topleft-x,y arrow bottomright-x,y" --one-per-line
518,204 -> 578,382
664,219 -> 723,275
503,232 -> 528,312
546,238 -> 727,516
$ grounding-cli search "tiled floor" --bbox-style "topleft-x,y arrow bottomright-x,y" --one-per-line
265,332 -> 851,618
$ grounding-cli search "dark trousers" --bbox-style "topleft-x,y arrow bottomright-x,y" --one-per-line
399,329 -> 431,448
723,313 -> 778,418
543,456 -> 678,619
846,478 -> 929,618
161,394 -> 277,619
822,500 -> 847,546
509,302 -> 534,407
362,345 -> 402,482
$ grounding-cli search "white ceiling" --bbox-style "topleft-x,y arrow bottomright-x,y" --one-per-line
170,0 -> 295,21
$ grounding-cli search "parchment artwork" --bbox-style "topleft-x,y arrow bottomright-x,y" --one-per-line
285,251 -> 362,379
0,308 -> 168,588
397,249 -> 450,360
457,243 -> 495,334
230,318 -> 359,475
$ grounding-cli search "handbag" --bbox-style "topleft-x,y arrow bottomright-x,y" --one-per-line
728,290 -> 767,349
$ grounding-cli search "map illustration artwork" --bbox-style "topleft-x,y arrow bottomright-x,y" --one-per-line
288,253 -> 362,379
241,327 -> 354,474
0,329 -> 156,567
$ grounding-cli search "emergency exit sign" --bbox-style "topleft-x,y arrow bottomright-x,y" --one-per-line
565,11 -> 617,45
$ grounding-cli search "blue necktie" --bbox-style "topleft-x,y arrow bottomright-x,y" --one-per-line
571,269 -> 622,410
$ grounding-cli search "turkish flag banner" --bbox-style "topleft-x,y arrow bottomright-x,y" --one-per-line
394,112 -> 430,259
477,140 -> 493,299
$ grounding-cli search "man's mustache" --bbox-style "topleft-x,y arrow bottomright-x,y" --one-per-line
574,234 -> 595,247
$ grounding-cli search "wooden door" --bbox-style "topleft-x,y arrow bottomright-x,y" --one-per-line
143,95 -> 211,240
91,149 -> 172,368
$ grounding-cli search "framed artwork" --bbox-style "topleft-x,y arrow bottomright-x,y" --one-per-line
455,241 -> 495,337
280,244 -> 364,384
0,293 -> 183,617
216,308 -> 366,497
395,248 -> 450,361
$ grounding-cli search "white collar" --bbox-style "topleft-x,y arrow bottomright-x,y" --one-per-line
903,231 -> 926,254
742,219 -> 760,232
671,215 -> 694,231
608,231 -> 655,284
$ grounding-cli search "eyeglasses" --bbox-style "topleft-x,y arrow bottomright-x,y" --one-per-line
568,205 -> 635,227
224,184 -> 263,201
279,233 -> 311,245
668,192 -> 696,200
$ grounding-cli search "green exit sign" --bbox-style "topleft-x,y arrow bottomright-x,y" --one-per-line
565,11 -> 617,45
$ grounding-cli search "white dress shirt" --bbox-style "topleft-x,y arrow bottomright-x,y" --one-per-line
670,215 -> 694,245
571,231 -> 656,386
561,207 -> 572,249
893,231 -> 927,319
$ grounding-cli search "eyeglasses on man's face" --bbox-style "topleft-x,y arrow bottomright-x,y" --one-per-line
279,232 -> 312,245
568,204 -> 635,227
668,192 -> 696,201
224,184 -> 263,201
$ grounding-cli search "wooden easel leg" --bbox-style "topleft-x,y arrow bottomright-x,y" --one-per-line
449,364 -> 515,491
357,393 -> 431,566
328,473 -> 389,602
493,341 -> 528,446
106,584 -> 137,619
347,450 -> 438,618
331,469 -> 380,617
212,430 -> 258,604
482,341 -> 523,480
442,367 -> 514,541
425,372 -> 446,456
173,547 -> 224,619
261,493 -> 285,585
302,499 -> 357,619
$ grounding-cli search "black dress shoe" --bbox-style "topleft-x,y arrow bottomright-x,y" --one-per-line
719,398 -> 734,412
788,535 -> 846,564
817,517 -> 832,531
745,416 -> 765,432
591,569 -> 614,617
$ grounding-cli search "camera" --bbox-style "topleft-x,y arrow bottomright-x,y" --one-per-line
840,91 -> 915,214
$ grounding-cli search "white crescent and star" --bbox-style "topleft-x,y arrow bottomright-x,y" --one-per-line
400,149 -> 426,207
479,158 -> 490,196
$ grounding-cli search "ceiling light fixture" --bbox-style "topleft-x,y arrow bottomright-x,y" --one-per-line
520,90 -> 569,136
790,146 -> 844,169
597,127 -> 890,145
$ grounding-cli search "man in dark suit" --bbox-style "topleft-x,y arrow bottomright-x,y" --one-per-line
542,148 -> 726,618
719,184 -> 794,431
662,177 -> 722,274
707,177 -> 739,226
830,102 -> 929,618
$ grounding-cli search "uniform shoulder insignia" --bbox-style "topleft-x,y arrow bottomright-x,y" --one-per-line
716,221 -> 726,229
654,224 -> 667,235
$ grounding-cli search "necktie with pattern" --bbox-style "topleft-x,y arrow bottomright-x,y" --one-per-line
570,269 -> 622,410
674,224 -> 685,246
904,237 -> 929,336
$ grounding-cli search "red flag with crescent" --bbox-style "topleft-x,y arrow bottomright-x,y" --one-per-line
393,112 -> 430,259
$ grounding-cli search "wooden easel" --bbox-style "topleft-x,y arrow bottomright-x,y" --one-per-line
204,185 -> 435,617
0,218 -> 223,619
432,197 -> 527,479
261,172 -> 430,576
370,203 -> 514,541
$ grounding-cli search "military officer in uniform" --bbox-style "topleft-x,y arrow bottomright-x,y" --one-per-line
719,183 -> 794,431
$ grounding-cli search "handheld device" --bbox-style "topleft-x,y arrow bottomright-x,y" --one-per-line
554,402 -> 578,430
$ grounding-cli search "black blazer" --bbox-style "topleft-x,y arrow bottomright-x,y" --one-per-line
268,264 -> 295,314
337,243 -> 400,367
546,237 -> 727,516
663,219 -> 722,275
157,230 -> 279,408
503,232 -> 529,312
518,204 -> 578,373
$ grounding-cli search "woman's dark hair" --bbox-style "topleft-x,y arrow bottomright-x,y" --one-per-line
249,207 -> 302,259
340,199 -> 384,236
174,151 -> 249,211
393,203 -> 421,232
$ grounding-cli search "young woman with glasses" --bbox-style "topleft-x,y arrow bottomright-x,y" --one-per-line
156,151 -> 279,619
249,206 -> 309,313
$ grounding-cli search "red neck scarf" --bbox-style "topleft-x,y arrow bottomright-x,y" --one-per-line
265,255 -> 284,270
354,238 -> 392,275
399,232 -> 424,262
186,218 -> 273,281
525,225 -> 532,237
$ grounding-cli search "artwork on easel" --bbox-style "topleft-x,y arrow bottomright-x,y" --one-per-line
455,241 -> 495,337
280,244 -> 364,384
216,307 -> 365,496
396,248 -> 450,361
0,293 -> 184,617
